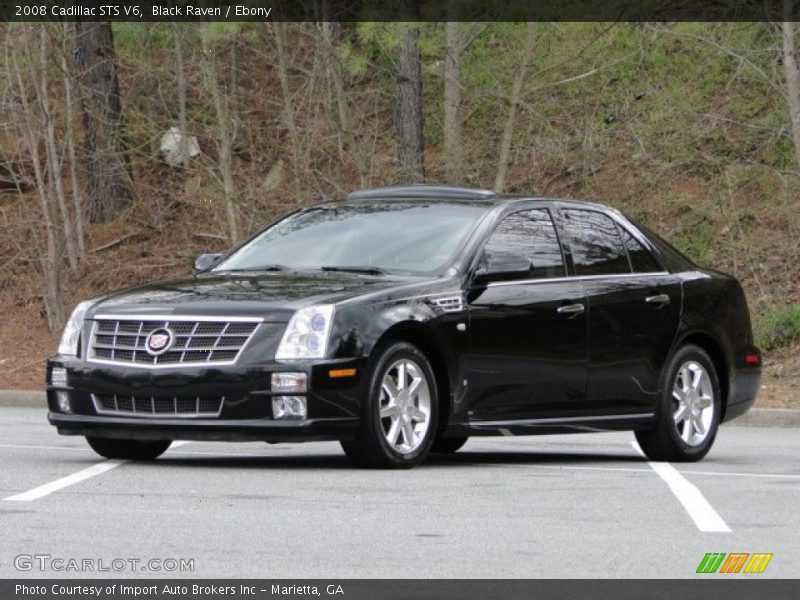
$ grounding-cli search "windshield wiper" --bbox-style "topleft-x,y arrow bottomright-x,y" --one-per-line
220,264 -> 287,272
320,265 -> 386,275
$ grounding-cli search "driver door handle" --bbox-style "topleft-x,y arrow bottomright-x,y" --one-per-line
645,293 -> 671,306
557,303 -> 585,316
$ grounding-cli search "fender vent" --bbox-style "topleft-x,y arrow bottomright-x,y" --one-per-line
430,295 -> 464,313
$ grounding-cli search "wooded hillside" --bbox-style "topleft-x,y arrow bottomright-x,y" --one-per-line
0,21 -> 798,402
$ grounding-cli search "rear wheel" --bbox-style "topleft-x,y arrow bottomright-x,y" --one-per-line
341,342 -> 438,469
635,344 -> 721,462
431,436 -> 468,454
86,437 -> 171,461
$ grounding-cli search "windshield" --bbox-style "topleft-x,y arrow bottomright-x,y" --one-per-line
212,202 -> 488,276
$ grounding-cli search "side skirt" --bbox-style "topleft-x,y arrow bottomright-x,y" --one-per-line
467,413 -> 656,437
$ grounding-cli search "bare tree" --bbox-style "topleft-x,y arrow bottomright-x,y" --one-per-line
320,19 -> 370,188
494,23 -> 536,193
173,23 -> 190,170
61,22 -> 86,262
651,17 -> 800,173
201,31 -> 239,242
443,5 -> 463,184
10,31 -> 65,330
274,22 -> 302,187
782,0 -> 800,171
395,23 -> 425,183
37,27 -> 78,269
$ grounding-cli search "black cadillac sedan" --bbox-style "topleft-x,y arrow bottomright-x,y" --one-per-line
46,185 -> 761,468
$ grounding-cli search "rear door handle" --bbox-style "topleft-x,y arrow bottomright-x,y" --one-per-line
645,293 -> 670,306
557,303 -> 585,316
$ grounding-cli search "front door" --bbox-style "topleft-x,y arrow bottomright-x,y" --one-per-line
466,207 -> 589,422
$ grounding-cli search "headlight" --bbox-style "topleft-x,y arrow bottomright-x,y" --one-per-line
275,305 -> 335,360
57,300 -> 93,356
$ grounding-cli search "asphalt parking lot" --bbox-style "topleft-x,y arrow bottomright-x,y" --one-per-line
0,406 -> 797,579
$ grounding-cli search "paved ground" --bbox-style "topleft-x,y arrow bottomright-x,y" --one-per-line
0,406 -> 797,579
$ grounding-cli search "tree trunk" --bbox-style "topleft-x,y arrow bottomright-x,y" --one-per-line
494,23 -> 536,193
781,2 -> 800,171
201,35 -> 239,243
74,22 -> 134,223
274,22 -> 302,187
322,19 -> 369,188
444,11 -> 463,184
38,28 -> 79,270
395,23 -> 425,183
62,22 -> 86,262
173,23 -> 190,170
11,40 -> 65,331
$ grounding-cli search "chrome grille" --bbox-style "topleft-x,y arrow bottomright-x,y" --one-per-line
88,316 -> 260,367
92,394 -> 224,418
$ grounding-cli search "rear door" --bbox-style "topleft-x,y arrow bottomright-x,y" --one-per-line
555,207 -> 681,416
466,206 -> 588,421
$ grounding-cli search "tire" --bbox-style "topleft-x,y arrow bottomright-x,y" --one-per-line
635,344 -> 721,462
86,437 -> 172,461
431,436 -> 468,454
341,341 -> 438,469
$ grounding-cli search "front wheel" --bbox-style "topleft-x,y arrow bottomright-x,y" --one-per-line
635,344 -> 721,462
341,342 -> 438,469
86,437 -> 172,461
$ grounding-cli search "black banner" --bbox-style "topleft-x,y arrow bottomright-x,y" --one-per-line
0,0 -> 799,22
3,580 -> 800,600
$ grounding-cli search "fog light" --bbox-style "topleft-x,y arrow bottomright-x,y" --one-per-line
272,396 -> 307,420
56,391 -> 71,414
271,372 -> 307,393
51,367 -> 68,387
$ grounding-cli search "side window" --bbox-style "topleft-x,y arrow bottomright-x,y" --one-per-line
620,227 -> 662,273
561,209 -> 630,276
483,209 -> 565,279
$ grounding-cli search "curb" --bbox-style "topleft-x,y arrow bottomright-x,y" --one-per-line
0,390 -> 47,408
725,408 -> 800,428
0,390 -> 798,427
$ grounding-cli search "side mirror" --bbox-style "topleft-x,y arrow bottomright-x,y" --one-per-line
194,253 -> 221,272
473,252 -> 531,284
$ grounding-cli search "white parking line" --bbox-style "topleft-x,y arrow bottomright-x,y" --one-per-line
3,460 -> 125,502
2,441 -> 191,502
631,441 -> 731,533
0,443 -> 87,452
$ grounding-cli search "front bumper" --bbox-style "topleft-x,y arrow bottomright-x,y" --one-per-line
46,355 -> 365,442
48,412 -> 358,442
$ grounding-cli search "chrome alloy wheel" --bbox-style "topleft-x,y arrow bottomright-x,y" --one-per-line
379,359 -> 432,454
672,361 -> 715,447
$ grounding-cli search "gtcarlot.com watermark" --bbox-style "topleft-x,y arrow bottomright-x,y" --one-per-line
15,554 -> 194,573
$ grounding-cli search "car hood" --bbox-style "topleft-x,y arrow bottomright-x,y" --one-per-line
87,271 -> 416,321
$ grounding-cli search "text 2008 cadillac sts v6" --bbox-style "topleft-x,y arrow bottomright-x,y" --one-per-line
47,185 -> 761,468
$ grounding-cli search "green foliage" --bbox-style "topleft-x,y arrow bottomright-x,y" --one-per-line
336,39 -> 369,78
754,306 -> 800,351
200,22 -> 243,45
671,217 -> 718,264
112,24 -> 173,58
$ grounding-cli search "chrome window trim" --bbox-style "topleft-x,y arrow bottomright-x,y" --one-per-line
91,394 -> 225,419
86,315 -> 263,369
485,271 -> 670,288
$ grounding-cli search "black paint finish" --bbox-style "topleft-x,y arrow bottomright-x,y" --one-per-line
46,190 -> 761,445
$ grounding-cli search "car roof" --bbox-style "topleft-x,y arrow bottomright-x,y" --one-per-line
340,184 -> 613,212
